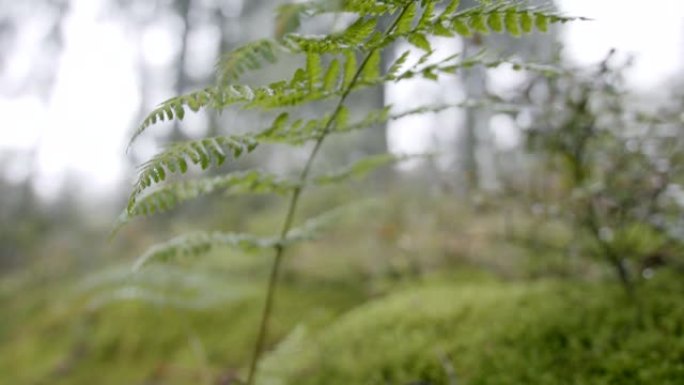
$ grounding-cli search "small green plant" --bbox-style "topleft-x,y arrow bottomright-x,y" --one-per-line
514,51 -> 684,297
117,1 -> 577,383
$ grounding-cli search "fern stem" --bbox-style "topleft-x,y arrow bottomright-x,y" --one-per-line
244,6 -> 412,385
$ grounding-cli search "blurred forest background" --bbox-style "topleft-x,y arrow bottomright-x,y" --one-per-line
1,1 -> 684,384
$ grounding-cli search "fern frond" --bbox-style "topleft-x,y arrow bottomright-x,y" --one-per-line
407,33 -> 432,53
275,0 -> 398,31
127,85 -> 268,148
336,0 -> 400,15
121,170 -> 297,224
82,265 -> 251,310
132,232 -> 282,271
285,199 -> 379,241
216,39 -> 280,85
331,98 -> 523,137
306,53 -> 323,92
313,153 -> 411,185
129,87 -> 220,148
342,50 -> 357,88
427,3 -> 586,39
128,135 -> 258,212
129,3 -> 582,148
132,198 -> 380,271
361,50 -> 383,82
282,16 -> 378,54
87,286 -> 238,311
122,154 -> 408,226
394,1 -> 417,35
323,58 -> 341,92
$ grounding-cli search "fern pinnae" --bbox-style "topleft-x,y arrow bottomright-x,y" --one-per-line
127,135 -> 258,212
128,87 -> 219,151
118,2 -> 583,383
127,4 -> 582,151
313,153 -> 416,185
323,58 -> 341,92
305,53 -> 323,91
394,1 -> 417,35
131,202 -> 368,272
216,39 -> 280,86
132,231 -> 282,272
122,171 -> 299,224
124,153 -> 410,226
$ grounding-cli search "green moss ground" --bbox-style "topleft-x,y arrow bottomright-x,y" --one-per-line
261,273 -> 684,385
2,265 -> 683,384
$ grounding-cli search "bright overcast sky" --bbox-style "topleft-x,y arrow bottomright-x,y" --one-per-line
0,0 -> 683,197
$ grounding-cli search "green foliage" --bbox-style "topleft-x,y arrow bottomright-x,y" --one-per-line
132,202 -> 372,271
118,1 -> 582,383
511,52 -> 684,293
129,136 -> 258,212
217,39 -> 280,85
0,263 -> 366,385
262,275 -> 684,385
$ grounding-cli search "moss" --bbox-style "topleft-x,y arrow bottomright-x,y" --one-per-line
0,270 -> 366,385
265,273 -> 684,385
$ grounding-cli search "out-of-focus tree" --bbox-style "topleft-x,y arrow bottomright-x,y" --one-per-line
0,0 -> 69,99
457,0 -> 559,192
510,52 -> 684,296
107,0 -> 270,152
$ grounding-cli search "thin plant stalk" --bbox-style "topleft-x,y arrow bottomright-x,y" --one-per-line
244,6 -> 412,384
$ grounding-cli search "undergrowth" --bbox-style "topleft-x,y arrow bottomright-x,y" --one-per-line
118,2 -> 581,381
262,273 -> 684,385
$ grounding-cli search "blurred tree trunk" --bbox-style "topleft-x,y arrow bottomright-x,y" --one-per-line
171,0 -> 192,141
363,14 -> 392,156
460,35 -> 486,192
457,0 -> 559,193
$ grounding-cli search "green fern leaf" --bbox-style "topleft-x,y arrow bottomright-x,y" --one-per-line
217,39 -> 279,85
132,231 -> 282,271
337,0 -> 398,15
395,1 -> 416,35
314,153 -> 406,185
343,50 -> 357,87
285,16 -> 377,54
343,17 -> 378,45
439,0 -> 461,20
275,4 -> 302,40
306,53 -> 323,91
417,2 -> 435,29
361,50 -> 382,82
469,12 -> 490,34
129,88 -> 217,149
432,22 -> 454,37
519,11 -> 533,33
323,58 -> 341,92
128,135 -> 258,212
451,18 -> 472,36
387,50 -> 411,79
504,9 -> 521,37
535,13 -> 549,32
122,170 -> 297,223
259,112 -> 291,137
334,106 -> 350,131
284,201 -> 378,243
408,33 -> 432,53
132,202 -> 369,270
487,11 -> 504,32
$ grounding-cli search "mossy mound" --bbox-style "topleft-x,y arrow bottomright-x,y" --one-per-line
262,274 -> 684,385
0,266 -> 366,385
